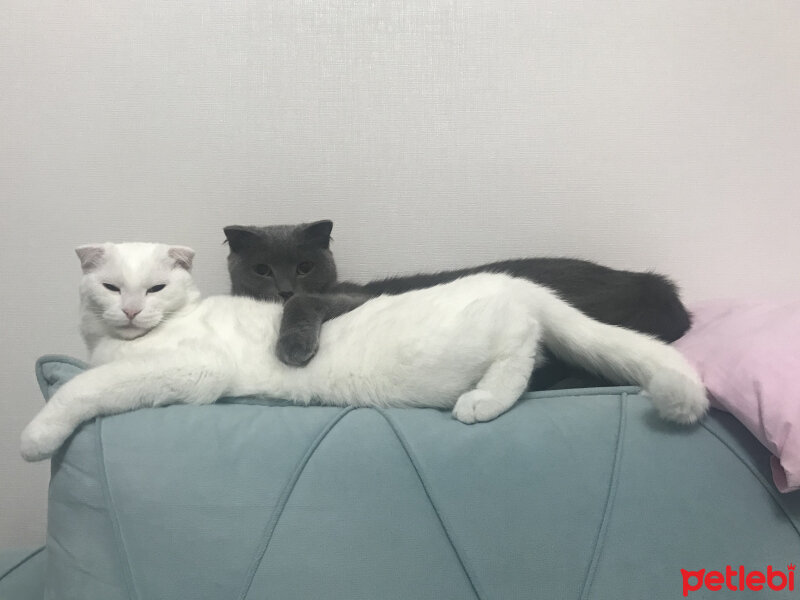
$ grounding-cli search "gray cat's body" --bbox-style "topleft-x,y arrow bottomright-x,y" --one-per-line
224,221 -> 692,389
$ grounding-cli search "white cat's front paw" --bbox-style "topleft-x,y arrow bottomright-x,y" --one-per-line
20,418 -> 74,462
647,371 -> 710,425
452,390 -> 508,424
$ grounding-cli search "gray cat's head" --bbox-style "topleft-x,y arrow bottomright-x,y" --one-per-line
223,220 -> 337,302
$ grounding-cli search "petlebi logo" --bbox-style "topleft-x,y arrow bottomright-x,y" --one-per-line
681,564 -> 795,596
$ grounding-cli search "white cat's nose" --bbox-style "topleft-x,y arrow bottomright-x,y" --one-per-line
122,308 -> 141,320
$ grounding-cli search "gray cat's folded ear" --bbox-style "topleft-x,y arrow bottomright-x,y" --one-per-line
223,226 -> 261,253
75,245 -> 107,273
301,220 -> 333,249
169,246 -> 195,271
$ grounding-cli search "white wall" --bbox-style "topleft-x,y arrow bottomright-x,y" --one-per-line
2,1 -> 799,547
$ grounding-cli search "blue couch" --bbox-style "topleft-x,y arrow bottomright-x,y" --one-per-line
3,356 -> 799,599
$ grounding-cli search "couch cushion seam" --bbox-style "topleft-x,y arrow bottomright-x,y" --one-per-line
700,420 -> 800,540
376,408 -> 485,600
96,419 -> 139,600
0,546 -> 45,583
579,391 -> 627,600
237,407 -> 355,600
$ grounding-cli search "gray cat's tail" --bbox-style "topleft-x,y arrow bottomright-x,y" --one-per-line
536,287 -> 708,424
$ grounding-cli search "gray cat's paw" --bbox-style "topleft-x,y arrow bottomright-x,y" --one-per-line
452,390 -> 508,424
20,418 -> 72,462
276,330 -> 320,367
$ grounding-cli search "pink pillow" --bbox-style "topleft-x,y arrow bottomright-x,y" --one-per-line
674,299 -> 800,492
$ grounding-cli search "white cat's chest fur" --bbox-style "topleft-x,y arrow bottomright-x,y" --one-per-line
89,275 -> 538,409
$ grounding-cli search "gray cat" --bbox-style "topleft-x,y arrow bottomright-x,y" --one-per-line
224,221 -> 692,389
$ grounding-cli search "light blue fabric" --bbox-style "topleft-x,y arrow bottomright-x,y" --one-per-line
0,548 -> 46,600
32,356 -> 800,599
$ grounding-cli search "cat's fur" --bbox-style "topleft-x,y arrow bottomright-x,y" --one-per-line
20,243 -> 707,462
224,221 -> 337,301
224,221 -> 692,387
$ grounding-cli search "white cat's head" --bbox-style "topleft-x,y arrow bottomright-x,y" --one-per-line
77,242 -> 201,341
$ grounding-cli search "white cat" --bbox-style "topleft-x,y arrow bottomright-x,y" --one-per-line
20,242 -> 708,462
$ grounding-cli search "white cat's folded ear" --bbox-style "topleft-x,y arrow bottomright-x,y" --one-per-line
168,246 -> 195,271
75,245 -> 107,273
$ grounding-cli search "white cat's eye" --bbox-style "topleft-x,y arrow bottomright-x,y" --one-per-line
147,284 -> 166,294
102,283 -> 120,293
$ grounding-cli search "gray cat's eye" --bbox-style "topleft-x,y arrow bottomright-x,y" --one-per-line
253,264 -> 272,276
102,283 -> 120,293
296,261 -> 314,275
147,284 -> 166,294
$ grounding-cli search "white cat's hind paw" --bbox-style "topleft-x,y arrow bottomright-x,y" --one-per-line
646,371 -> 709,425
452,390 -> 509,424
20,419 -> 73,462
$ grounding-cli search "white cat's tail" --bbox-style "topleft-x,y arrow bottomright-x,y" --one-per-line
535,286 -> 708,424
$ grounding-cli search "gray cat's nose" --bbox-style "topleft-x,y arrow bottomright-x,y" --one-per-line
279,291 -> 294,301
123,308 -> 141,320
